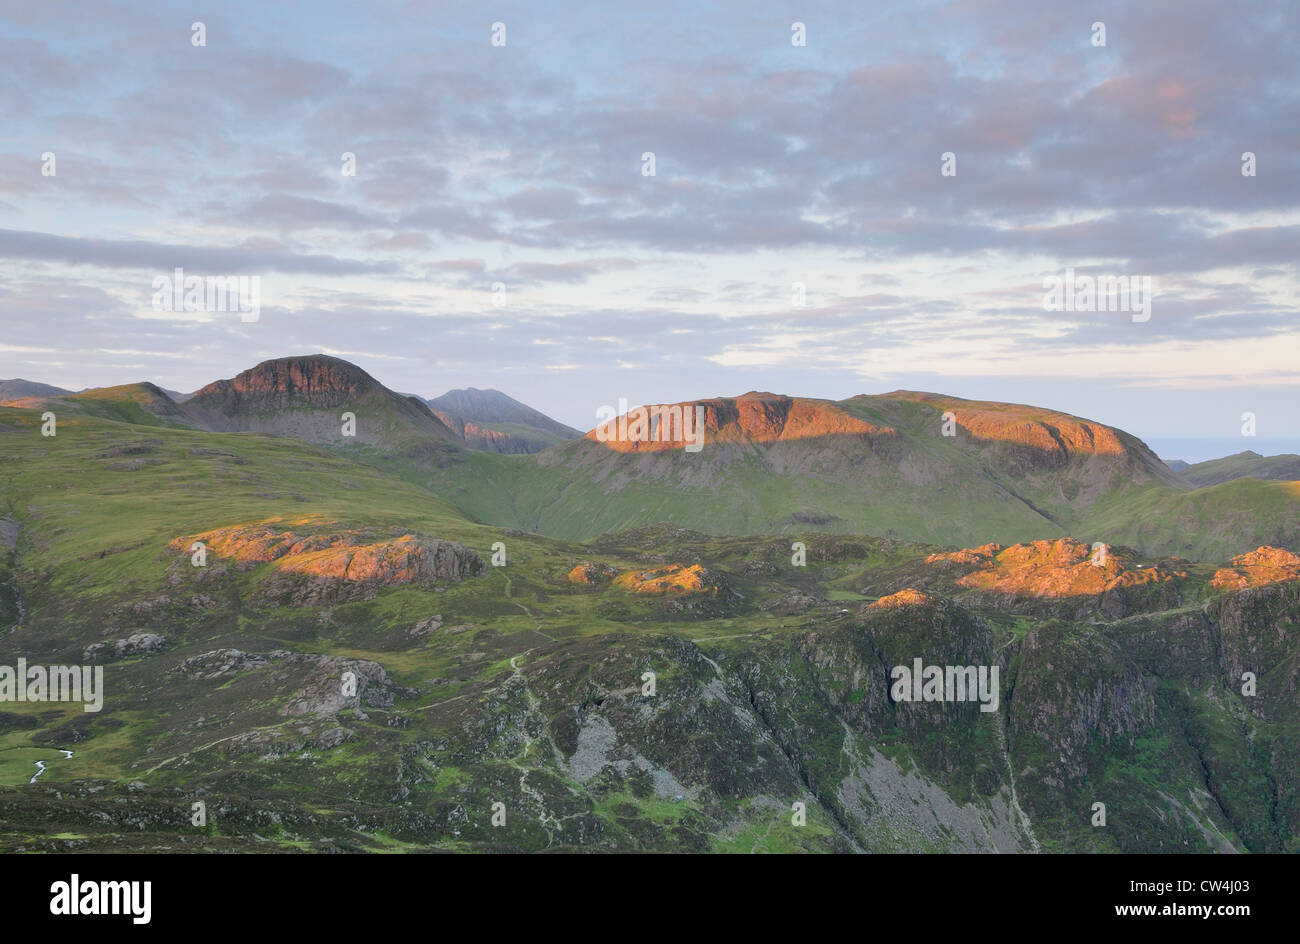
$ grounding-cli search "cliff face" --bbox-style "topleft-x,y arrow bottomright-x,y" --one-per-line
430,410 -> 541,454
585,392 -> 896,453
190,355 -> 378,411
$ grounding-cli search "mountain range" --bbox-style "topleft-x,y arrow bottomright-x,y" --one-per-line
3,354 -> 1296,562
1,353 -> 1296,853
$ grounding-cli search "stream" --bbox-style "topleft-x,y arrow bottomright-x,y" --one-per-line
29,749 -> 74,784
7,581 -> 24,634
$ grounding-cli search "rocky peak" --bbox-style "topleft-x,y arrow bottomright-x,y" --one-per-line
190,355 -> 378,409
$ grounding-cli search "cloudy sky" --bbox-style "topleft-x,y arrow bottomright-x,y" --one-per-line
1,0 -> 1296,460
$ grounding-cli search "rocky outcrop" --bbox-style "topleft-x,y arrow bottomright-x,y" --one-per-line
1211,546 -> 1300,590
175,648 -> 277,680
567,562 -> 616,585
281,656 -> 399,717
612,563 -> 728,596
867,588 -> 937,610
170,521 -> 485,586
924,544 -> 1003,568
926,538 -> 1186,618
84,633 -> 167,663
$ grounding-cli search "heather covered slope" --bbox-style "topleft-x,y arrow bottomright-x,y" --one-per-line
0,402 -> 1296,852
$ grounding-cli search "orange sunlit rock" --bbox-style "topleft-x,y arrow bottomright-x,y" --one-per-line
169,521 -> 482,584
925,543 -> 1004,566
586,392 -> 895,453
888,392 -> 1128,457
935,538 -> 1183,597
567,561 -> 616,584
868,588 -> 938,610
1210,546 -> 1300,590
611,563 -> 725,595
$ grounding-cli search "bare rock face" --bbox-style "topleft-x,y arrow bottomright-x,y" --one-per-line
1211,546 -> 1300,590
430,410 -> 540,454
190,355 -> 375,412
585,391 -> 896,453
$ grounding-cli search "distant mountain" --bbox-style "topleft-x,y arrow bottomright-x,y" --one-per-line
1163,459 -> 1190,473
0,378 -> 72,402
426,387 -> 580,454
1181,450 -> 1300,486
184,355 -> 461,449
419,389 -> 1300,559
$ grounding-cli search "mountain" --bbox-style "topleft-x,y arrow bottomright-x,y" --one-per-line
428,389 -> 1269,557
184,354 -> 461,450
0,378 -> 72,403
426,387 -> 581,454
5,359 -> 1294,562
0,396 -> 1296,852
1181,450 -> 1300,487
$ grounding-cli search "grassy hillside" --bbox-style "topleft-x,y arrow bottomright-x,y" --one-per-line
1183,450 -> 1300,487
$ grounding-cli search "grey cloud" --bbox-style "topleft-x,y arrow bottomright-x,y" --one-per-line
0,229 -> 398,275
